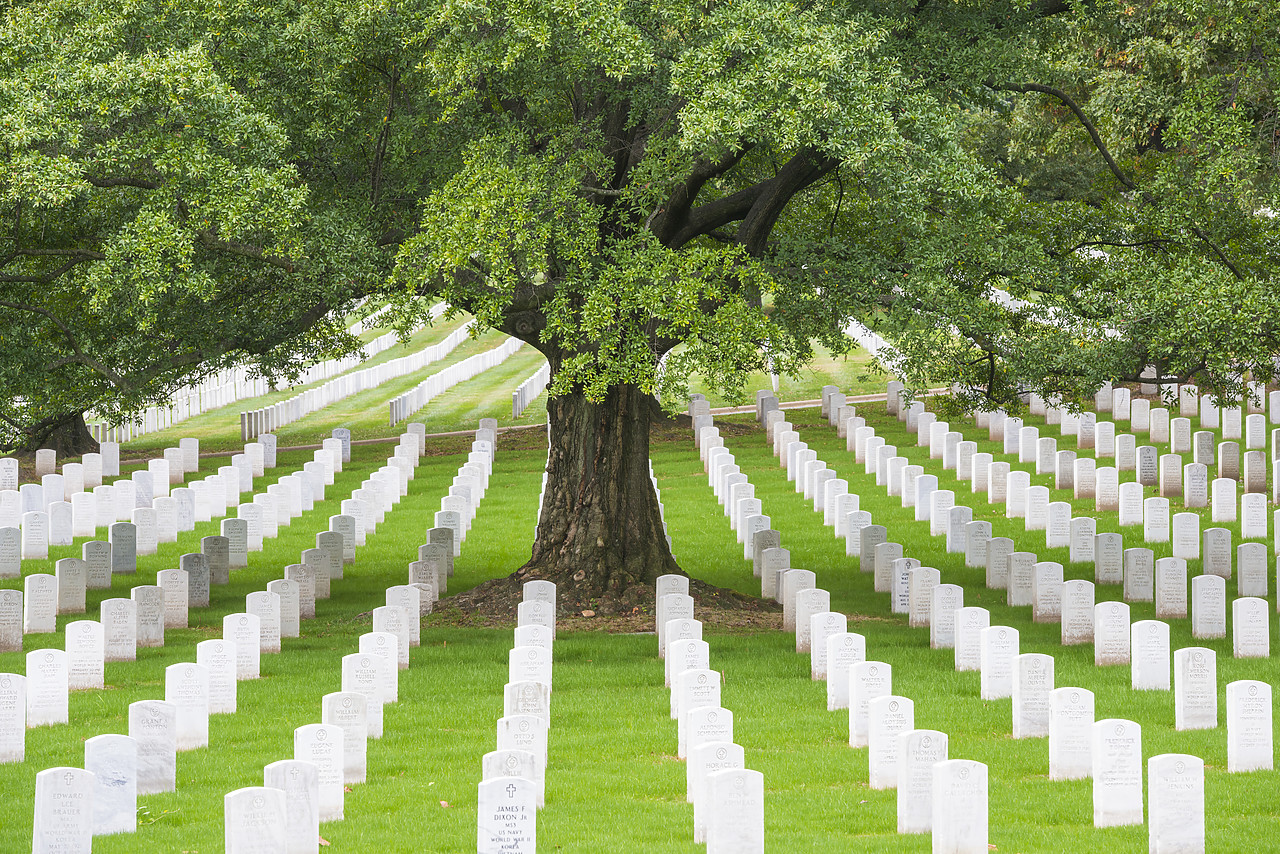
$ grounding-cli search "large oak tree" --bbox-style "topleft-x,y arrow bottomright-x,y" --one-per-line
3,0 -> 1277,609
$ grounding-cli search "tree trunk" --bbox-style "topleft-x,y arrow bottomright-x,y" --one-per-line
17,411 -> 99,458
439,367 -> 774,622
522,381 -> 680,611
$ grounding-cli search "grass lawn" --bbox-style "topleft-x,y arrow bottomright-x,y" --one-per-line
684,341 -> 894,407
113,324 -> 891,460
1,370 -> 1275,851
121,318 -> 550,456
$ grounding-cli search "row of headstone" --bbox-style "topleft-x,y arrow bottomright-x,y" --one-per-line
430,422 -> 495,559
780,408 -> 997,847
762,412 -> 867,602
5,429 -> 336,656
704,378 -> 1267,845
1,436 -> 277,582
317,426 -> 418,576
945,385 -> 1280,513
16,611 -> 253,807
958,379 -> 1276,430
3,438 -> 198,526
804,389 -> 1274,793
857,394 -> 1279,659
700,412 -> 985,850
891,388 -> 1273,769
24,642 -> 246,849
22,424 -> 423,850
223,426 -> 434,853
225,617 -> 409,850
876,402 -> 1270,544
796,385 -> 1263,846
10,424 -> 422,779
1022,380 -> 1270,436
655,574 -> 764,853
697,418 -> 778,596
479,579 -> 555,853
957,396 -> 1280,583
727,413 -> 997,852
1,443 -> 119,496
848,396 -> 1277,655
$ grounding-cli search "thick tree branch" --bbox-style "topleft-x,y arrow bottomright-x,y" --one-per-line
1066,238 -> 1176,254
371,66 -> 400,209
195,230 -> 298,272
84,175 -> 160,190
736,147 -> 840,256
664,183 -> 771,249
996,82 -> 1151,201
1189,224 -> 1246,281
167,292 -> 343,394
652,143 -> 755,244
118,297 -> 337,393
660,147 -> 839,253
996,81 -> 1247,281
1028,0 -> 1072,16
3,248 -> 106,259
0,256 -> 102,284
0,298 -> 126,386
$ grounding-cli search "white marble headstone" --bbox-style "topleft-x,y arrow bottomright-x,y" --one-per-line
342,653 -> 386,738
84,733 -> 136,836
1012,653 -> 1054,739
477,776 -> 536,854
867,695 -> 914,790
224,786 -> 287,854
1231,597 -> 1269,659
128,700 -> 176,795
705,767 -> 763,854
196,638 -> 237,714
224,613 -> 261,680
322,692 -> 368,785
1092,718 -> 1143,827
65,620 -> 104,691
1049,687 -> 1094,781
262,759 -> 320,854
849,661 -> 891,748
294,723 -> 344,822
1226,680 -> 1273,773
26,648 -> 68,726
979,626 -> 1019,700
1147,753 -> 1204,853
825,632 -> 866,711
33,766 -> 95,852
689,741 -> 744,842
931,759 -> 988,852
896,728 -> 947,834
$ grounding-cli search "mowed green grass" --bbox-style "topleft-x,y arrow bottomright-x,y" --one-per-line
684,341 -> 894,407
123,319 -> 551,455
1,392 -> 1276,851
696,404 -> 1280,851
116,315 -> 890,458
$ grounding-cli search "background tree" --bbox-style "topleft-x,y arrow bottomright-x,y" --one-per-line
877,0 -> 1280,412
0,0 -> 395,453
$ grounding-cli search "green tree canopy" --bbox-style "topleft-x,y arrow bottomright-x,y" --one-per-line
2,0 -> 1277,604
0,0 -> 397,450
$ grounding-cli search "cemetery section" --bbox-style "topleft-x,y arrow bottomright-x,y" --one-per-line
1,374 -> 1279,850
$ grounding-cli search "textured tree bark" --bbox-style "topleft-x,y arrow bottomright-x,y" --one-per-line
440,376 -> 777,620
17,411 -> 99,458
522,381 -> 680,609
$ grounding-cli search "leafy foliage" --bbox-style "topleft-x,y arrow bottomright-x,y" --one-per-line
2,0 -> 1279,454
0,0 -> 400,447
